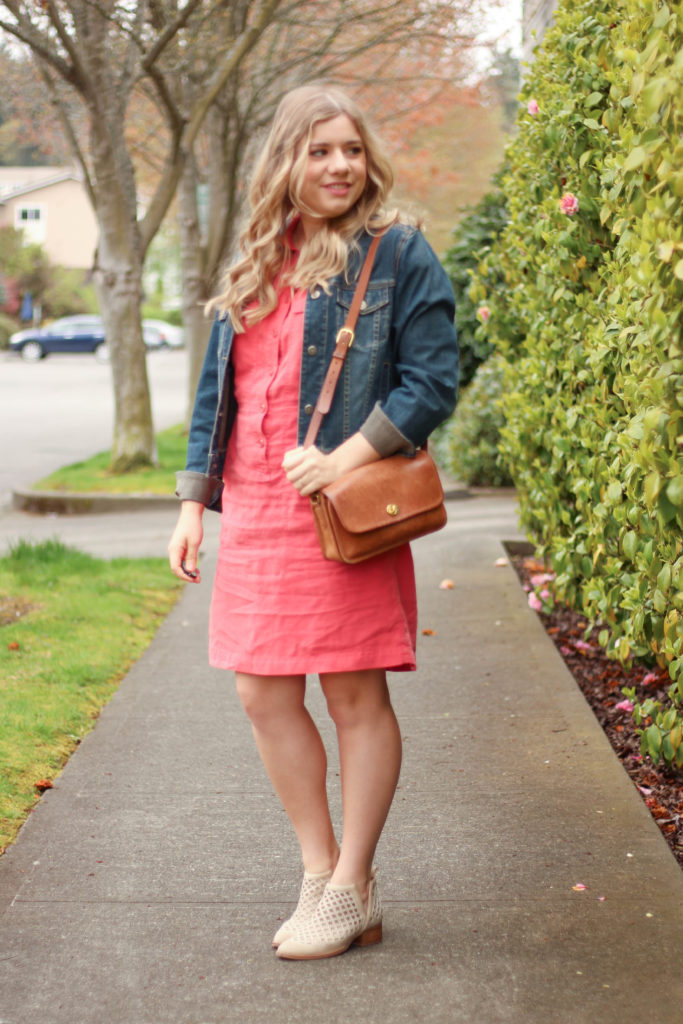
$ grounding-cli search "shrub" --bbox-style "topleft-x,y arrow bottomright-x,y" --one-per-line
469,0 -> 682,766
434,355 -> 512,487
0,312 -> 19,349
442,185 -> 508,388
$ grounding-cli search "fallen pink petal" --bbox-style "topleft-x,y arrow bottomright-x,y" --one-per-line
494,557 -> 508,567
573,883 -> 588,892
528,592 -> 543,612
439,579 -> 455,590
615,699 -> 634,713
560,645 -> 573,656
573,639 -> 592,652
642,672 -> 658,686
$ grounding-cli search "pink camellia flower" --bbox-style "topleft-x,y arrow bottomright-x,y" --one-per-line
573,639 -> 592,653
560,645 -> 573,657
642,672 -> 658,686
539,588 -> 551,600
615,699 -> 634,713
477,305 -> 491,322
528,592 -> 543,612
560,192 -> 579,215
527,99 -> 539,115
530,572 -> 555,586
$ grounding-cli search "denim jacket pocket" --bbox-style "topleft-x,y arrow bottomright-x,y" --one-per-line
334,285 -> 392,436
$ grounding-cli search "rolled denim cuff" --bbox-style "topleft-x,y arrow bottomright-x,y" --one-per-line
359,403 -> 414,457
175,470 -> 223,507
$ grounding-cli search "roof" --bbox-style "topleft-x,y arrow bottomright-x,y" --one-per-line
0,167 -> 83,203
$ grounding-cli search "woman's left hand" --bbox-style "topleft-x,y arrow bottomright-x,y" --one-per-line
282,446 -> 338,496
283,434 -> 382,496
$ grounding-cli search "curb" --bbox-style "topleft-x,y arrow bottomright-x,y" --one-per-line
11,487 -> 178,515
11,475 -> 485,516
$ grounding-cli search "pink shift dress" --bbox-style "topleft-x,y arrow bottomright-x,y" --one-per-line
208,281 -> 417,676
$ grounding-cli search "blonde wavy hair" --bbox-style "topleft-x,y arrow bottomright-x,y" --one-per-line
209,83 -> 400,331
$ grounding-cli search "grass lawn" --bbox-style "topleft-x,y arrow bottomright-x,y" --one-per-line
0,539 -> 182,852
33,424 -> 188,495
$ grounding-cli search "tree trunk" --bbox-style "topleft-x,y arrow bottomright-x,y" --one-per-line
90,121 -> 156,471
178,155 -> 212,427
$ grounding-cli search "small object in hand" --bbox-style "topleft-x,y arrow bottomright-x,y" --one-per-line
181,560 -> 198,579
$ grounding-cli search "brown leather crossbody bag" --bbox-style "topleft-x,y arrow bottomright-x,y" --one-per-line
305,232 -> 447,564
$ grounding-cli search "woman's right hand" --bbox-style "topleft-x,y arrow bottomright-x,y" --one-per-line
168,501 -> 205,583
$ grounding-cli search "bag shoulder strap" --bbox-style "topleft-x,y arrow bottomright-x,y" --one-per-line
303,231 -> 384,449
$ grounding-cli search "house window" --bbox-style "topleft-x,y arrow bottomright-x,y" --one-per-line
15,204 -> 46,243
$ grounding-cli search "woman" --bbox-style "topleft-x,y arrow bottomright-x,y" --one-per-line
168,83 -> 458,960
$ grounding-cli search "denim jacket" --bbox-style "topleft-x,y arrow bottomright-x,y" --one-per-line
176,223 -> 458,510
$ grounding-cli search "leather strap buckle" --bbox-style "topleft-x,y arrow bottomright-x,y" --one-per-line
335,326 -> 355,348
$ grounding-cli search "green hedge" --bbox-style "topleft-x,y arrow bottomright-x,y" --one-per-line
469,0 -> 682,765
442,186 -> 508,388
433,355 -> 512,487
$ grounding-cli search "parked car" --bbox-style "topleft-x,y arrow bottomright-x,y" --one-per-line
10,315 -> 108,361
142,319 -> 184,349
9,315 -> 170,361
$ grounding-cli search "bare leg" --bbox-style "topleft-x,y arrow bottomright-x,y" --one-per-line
319,669 -> 402,900
235,672 -> 339,873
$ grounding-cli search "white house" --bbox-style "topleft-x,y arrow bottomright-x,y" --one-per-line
0,166 -> 98,269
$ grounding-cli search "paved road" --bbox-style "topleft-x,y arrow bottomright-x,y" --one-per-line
0,349 -> 189,508
1,494 -> 682,1024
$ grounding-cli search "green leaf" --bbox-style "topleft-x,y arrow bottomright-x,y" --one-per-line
674,260 -> 683,281
622,530 -> 638,561
623,146 -> 647,171
646,723 -> 662,758
657,240 -> 675,262
644,472 -> 663,504
666,476 -> 683,506
657,563 -> 672,593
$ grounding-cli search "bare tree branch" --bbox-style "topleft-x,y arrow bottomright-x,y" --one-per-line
36,58 -> 97,209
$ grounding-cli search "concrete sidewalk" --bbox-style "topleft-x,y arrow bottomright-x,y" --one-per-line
1,494 -> 682,1024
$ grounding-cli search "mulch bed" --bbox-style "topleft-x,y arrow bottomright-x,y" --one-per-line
512,554 -> 683,870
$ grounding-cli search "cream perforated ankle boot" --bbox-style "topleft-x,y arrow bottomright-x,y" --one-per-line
276,872 -> 382,960
272,868 -> 332,948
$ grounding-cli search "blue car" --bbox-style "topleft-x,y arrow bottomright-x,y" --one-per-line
10,315 -> 108,361
9,314 -> 166,361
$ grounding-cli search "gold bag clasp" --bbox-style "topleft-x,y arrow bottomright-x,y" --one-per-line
386,503 -> 399,517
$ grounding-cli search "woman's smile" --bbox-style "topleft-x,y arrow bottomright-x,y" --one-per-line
297,114 -> 367,235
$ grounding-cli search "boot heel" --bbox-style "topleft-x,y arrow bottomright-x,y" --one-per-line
354,922 -> 382,947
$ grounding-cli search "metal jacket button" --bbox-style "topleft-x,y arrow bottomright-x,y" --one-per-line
307,345 -> 318,356
304,403 -> 314,415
